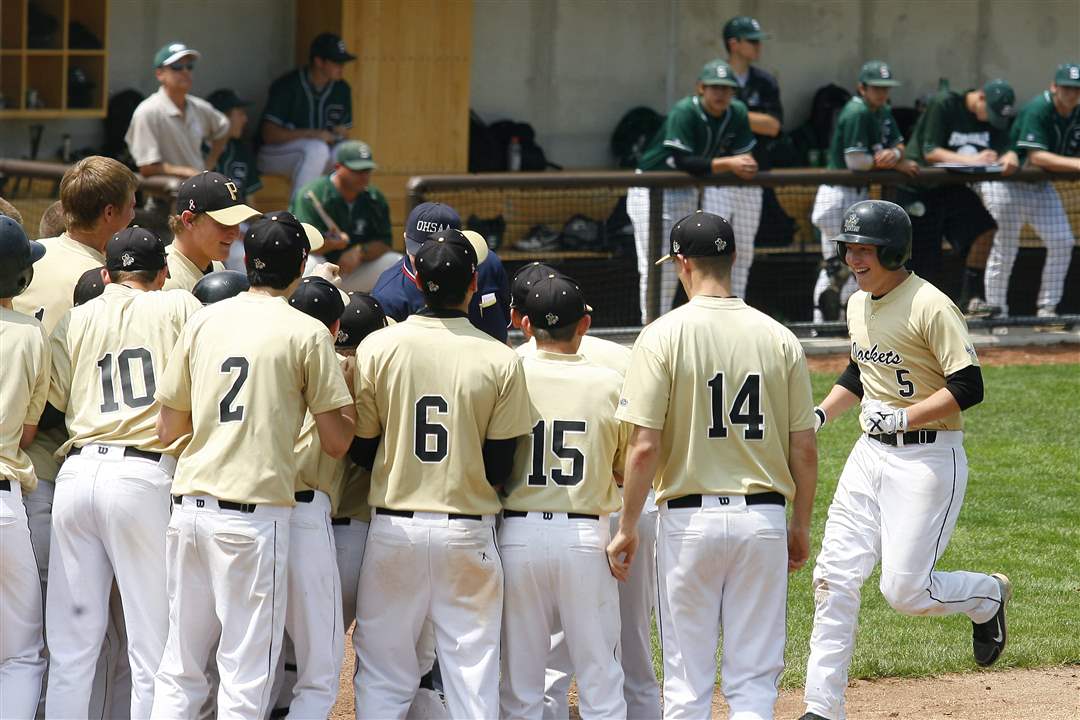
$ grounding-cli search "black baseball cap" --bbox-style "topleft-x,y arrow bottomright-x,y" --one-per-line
73,266 -> 106,306
405,202 -> 461,255
257,210 -> 324,253
414,229 -> 478,301
336,292 -> 388,348
106,227 -> 167,272
0,214 -> 45,267
656,211 -> 735,265
289,276 -> 349,328
522,274 -> 592,330
310,33 -> 357,63
511,262 -> 559,309
207,88 -> 251,114
244,213 -> 311,276
177,171 -> 259,226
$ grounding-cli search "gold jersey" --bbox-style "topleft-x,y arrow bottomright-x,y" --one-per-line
0,308 -> 51,492
335,461 -> 372,522
616,296 -> 815,503
293,353 -> 350,507
163,243 -> 226,293
517,334 -> 632,377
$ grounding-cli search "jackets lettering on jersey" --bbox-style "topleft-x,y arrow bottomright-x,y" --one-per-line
850,342 -> 904,367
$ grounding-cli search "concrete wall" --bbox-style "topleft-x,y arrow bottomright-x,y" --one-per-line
471,0 -> 1080,168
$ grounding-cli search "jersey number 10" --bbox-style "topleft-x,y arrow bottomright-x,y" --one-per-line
97,348 -> 156,412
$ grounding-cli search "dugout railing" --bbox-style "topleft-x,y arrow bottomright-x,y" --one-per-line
406,167 -> 1080,337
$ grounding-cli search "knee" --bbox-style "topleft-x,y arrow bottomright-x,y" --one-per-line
879,571 -> 928,615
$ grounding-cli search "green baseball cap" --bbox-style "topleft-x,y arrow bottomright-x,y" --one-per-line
723,16 -> 768,42
1054,63 -> 1080,87
698,59 -> 739,88
335,141 -> 376,171
982,79 -> 1016,129
859,60 -> 900,87
153,42 -> 200,69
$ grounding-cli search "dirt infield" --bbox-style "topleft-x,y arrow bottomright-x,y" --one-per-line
806,343 -> 1079,374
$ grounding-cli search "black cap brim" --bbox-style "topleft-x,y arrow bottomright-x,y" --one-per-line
29,240 -> 46,264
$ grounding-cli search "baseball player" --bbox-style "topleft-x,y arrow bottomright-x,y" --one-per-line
979,63 -> 1080,319
608,211 -> 819,720
810,61 -> 917,324
352,230 -> 533,719
723,16 -> 783,161
206,89 -> 263,202
44,228 -> 201,718
12,156 -> 139,719
164,171 -> 260,292
0,216 -> 49,720
630,58 -> 757,322
500,274 -> 629,719
151,212 -> 356,719
258,33 -> 356,198
897,79 -> 1018,310
800,200 -> 1010,720
371,201 -> 512,342
73,266 -> 108,306
192,269 -> 250,305
290,140 -> 401,291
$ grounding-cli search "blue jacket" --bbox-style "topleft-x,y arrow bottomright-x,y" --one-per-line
371,251 -> 512,342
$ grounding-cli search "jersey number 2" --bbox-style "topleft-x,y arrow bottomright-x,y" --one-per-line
97,349 -> 156,412
527,420 -> 587,487
218,357 -> 249,422
414,396 -> 449,462
707,372 -> 765,440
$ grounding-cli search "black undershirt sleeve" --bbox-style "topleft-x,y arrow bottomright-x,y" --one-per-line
671,152 -> 713,176
945,364 -> 984,410
836,359 -> 864,398
348,435 -> 381,471
482,438 -> 518,487
38,402 -> 65,432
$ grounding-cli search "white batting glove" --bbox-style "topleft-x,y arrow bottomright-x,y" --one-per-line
860,400 -> 908,436
813,407 -> 827,432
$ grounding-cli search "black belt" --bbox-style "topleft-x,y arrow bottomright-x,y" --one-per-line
172,495 -> 257,513
870,430 -> 938,446
0,479 -> 11,491
503,510 -> 600,521
69,446 -> 162,462
375,507 -> 482,522
331,517 -> 353,526
295,490 -> 316,503
668,491 -> 786,509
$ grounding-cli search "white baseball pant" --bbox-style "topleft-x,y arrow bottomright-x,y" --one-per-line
0,480 -> 46,720
810,185 -> 864,323
803,433 -> 1006,720
701,186 -> 764,299
256,139 -> 340,202
354,511 -> 502,720
151,496 -> 290,720
978,180 -> 1076,315
45,445 -> 174,719
499,514 -> 626,720
657,496 -> 788,720
628,186 -> 698,323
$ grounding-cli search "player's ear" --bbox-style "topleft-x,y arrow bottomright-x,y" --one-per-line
153,267 -> 168,290
99,267 -> 110,286
181,210 -> 198,229
521,314 -> 534,339
329,318 -> 341,339
469,272 -> 478,293
577,313 -> 592,336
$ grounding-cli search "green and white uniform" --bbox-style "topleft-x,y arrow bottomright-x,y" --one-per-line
290,174 -> 391,264
214,139 -> 262,200
905,90 -> 1010,165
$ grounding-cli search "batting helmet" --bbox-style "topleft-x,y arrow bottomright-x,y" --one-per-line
836,200 -> 911,271
0,215 -> 46,298
192,270 -> 249,305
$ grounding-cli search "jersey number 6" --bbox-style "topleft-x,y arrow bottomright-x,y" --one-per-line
414,395 -> 449,462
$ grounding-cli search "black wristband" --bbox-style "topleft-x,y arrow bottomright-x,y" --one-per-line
814,407 -> 827,428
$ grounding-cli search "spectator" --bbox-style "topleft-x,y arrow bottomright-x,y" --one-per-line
38,200 -> 66,239
897,80 -> 1019,313
125,42 -> 230,179
258,33 -> 356,200
979,63 -> 1080,319
290,140 -> 400,292
207,89 -> 263,201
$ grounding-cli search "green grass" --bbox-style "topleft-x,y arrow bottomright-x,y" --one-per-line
652,363 -> 1080,688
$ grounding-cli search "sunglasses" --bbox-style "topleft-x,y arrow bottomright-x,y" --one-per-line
166,62 -> 196,72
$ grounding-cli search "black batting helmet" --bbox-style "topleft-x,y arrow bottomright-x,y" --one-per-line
836,200 -> 912,271
192,270 -> 249,305
0,215 -> 46,298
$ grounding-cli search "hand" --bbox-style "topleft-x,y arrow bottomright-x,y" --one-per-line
606,526 -> 639,582
340,355 -> 357,398
320,231 -> 349,253
859,399 -> 908,435
337,245 -> 364,275
310,262 -> 342,287
313,129 -> 336,144
874,148 -> 900,169
973,149 -> 999,165
787,522 -> 810,572
895,158 -> 920,177
729,154 -> 759,179
999,151 -> 1020,177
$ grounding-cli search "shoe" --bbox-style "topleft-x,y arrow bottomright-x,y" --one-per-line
799,713 -> 830,720
1036,304 -> 1058,318
972,572 -> 1011,667
965,297 -> 1000,319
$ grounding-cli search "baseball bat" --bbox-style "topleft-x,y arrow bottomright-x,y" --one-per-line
305,190 -> 345,238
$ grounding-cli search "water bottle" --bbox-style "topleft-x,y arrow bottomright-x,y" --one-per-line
507,136 -> 523,172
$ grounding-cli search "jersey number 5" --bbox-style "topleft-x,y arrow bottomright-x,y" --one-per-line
895,368 -> 915,398
414,395 -> 449,462
707,372 -> 765,440
527,419 -> 587,487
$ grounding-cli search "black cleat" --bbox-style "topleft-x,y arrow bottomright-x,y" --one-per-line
973,573 -> 1011,667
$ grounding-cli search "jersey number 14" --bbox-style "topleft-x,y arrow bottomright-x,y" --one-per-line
707,372 -> 765,440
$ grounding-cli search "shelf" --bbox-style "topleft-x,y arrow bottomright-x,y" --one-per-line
1,0 -> 26,50
0,108 -> 105,119
0,54 -> 22,110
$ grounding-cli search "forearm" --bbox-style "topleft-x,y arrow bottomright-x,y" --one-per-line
904,387 -> 962,428
204,137 -> 227,170
20,424 -> 37,449
616,427 -> 661,532
925,147 -> 981,165
1028,150 -> 1080,173
787,429 -> 818,529
844,151 -> 874,171
262,122 -> 324,145
820,384 -> 861,420
314,404 -> 358,459
748,111 -> 781,137
156,405 -> 192,445
139,162 -> 199,178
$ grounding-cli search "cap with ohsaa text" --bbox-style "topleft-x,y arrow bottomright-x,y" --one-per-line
106,227 -> 167,272
405,202 -> 461,255
336,292 -> 387,348
177,171 -> 259,226
289,276 -> 349,329
244,213 -> 311,275
523,274 -> 592,330
656,211 -> 735,265
511,261 -> 559,308
414,229 -> 477,301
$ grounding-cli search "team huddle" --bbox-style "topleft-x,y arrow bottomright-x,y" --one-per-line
3,156 -> 1009,720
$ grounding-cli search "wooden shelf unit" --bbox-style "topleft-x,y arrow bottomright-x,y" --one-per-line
0,0 -> 108,118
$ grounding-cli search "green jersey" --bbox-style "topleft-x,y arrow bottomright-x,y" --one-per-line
905,90 -> 1010,165
826,96 -> 903,169
290,174 -> 391,262
262,68 -> 353,131
214,139 -> 262,199
637,95 -> 755,171
1012,90 -> 1080,157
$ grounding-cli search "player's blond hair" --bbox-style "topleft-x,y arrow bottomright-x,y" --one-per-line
167,211 -> 205,237
60,156 -> 138,231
